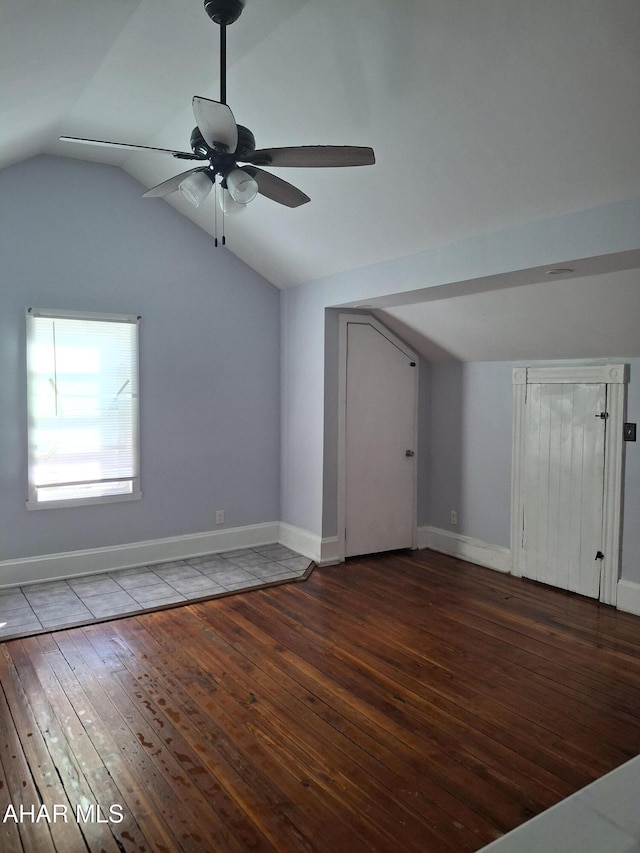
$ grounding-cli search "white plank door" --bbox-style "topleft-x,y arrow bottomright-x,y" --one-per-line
345,322 -> 417,557
521,382 -> 606,598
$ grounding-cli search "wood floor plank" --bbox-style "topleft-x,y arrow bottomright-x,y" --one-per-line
203,611 -> 498,849
193,602 -> 492,850
314,558 -> 640,749
2,549 -> 640,852
114,613 -> 378,852
227,594 -> 547,833
212,599 -> 506,845
21,634 -> 175,853
6,639 -> 124,853
288,590 -> 610,793
53,629 -> 232,853
90,617 -> 331,851
0,646 -> 60,853
162,605 -> 468,852
43,628 -> 188,853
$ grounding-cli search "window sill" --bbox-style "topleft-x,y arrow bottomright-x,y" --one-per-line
26,491 -> 143,511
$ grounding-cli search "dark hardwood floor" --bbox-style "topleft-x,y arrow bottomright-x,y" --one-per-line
2,549 -> 640,852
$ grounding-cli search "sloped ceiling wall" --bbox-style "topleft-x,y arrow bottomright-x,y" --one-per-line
374,268 -> 640,363
2,0 -> 639,291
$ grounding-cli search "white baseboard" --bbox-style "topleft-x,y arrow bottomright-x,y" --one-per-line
278,522 -> 322,562
616,579 -> 640,616
277,522 -> 338,565
418,526 -> 512,574
422,528 -> 640,618
8,519 -> 636,620
276,524 -> 340,566
0,521 -> 516,590
318,536 -> 341,566
0,522 -> 280,589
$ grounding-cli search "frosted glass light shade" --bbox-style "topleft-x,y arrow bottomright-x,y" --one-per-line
179,171 -> 213,207
219,187 -> 246,215
226,168 -> 258,204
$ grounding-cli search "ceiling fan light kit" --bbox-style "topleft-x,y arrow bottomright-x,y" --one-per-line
220,187 -> 247,216
59,0 -> 375,244
179,170 -> 214,207
226,168 -> 258,204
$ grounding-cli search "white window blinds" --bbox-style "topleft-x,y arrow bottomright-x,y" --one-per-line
26,309 -> 140,507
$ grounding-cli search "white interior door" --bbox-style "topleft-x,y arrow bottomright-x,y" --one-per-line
521,382 -> 606,598
344,322 -> 417,557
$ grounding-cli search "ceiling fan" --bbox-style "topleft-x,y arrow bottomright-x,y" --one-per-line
60,0 -> 375,231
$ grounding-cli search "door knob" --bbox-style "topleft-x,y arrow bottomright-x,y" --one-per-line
405,449 -> 415,457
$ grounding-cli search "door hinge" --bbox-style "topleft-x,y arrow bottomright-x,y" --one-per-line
595,412 -> 609,420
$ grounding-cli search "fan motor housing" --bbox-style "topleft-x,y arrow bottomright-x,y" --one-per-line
204,0 -> 245,26
190,124 -> 255,161
190,127 -> 210,158
235,125 -> 255,159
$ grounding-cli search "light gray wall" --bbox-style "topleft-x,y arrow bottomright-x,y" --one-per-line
280,280 -> 326,533
281,195 -> 640,541
0,155 -> 280,565
427,361 -> 513,546
426,358 -> 640,581
321,330 -> 640,576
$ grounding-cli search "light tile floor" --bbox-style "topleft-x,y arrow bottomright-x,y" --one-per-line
477,754 -> 640,853
0,544 -> 311,642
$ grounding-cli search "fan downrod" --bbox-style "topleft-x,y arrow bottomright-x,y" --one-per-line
204,0 -> 245,26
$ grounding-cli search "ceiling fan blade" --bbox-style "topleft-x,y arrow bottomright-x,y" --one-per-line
59,136 -> 205,160
244,167 -> 310,208
142,168 -> 209,198
244,145 -> 375,168
192,97 -> 238,152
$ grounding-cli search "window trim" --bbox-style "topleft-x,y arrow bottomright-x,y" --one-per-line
25,308 -> 142,510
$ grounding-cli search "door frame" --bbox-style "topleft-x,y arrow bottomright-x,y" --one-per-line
337,314 -> 419,562
511,363 -> 629,605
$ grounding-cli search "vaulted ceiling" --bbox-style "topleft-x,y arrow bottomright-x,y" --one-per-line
3,0 -> 639,295
373,267 -> 640,363
3,1 -> 640,363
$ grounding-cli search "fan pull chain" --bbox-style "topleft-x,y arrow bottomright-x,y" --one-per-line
221,187 -> 226,245
213,180 -> 226,247
214,179 -> 218,247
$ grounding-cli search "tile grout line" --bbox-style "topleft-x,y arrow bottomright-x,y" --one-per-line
0,545 -> 312,642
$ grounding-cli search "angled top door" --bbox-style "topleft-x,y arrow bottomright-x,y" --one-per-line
345,322 -> 417,558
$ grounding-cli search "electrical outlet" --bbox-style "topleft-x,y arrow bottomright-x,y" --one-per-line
450,510 -> 458,525
215,510 -> 224,525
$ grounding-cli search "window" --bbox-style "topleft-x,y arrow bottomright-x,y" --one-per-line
26,309 -> 141,508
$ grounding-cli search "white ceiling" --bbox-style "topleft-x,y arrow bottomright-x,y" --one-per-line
373,267 -> 640,363
2,0 -> 640,293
